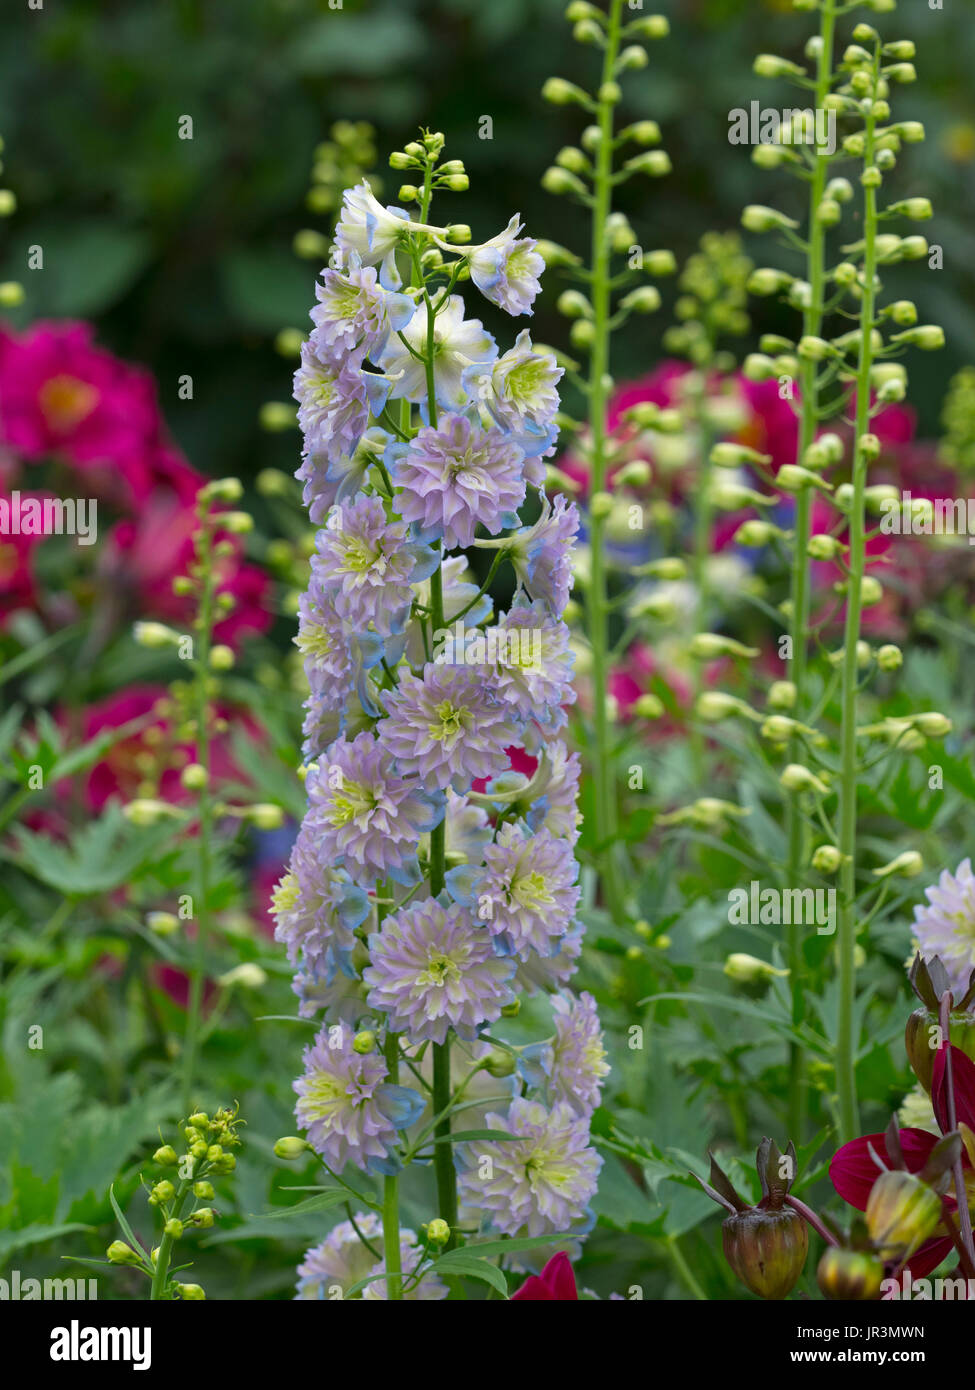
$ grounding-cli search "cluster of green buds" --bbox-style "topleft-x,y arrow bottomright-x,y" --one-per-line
389,129 -> 470,206
698,1139 -> 810,1299
663,232 -> 752,371
106,1104 -> 243,1300
940,365 -> 975,475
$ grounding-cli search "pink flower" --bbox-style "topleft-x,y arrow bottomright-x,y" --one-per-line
510,1252 -> 578,1301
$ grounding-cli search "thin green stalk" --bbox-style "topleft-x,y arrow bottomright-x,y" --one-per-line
149,1180 -> 191,1301
784,0 -> 836,1143
587,0 -> 625,920
382,1030 -> 403,1300
181,516 -> 216,1116
835,77 -> 880,1145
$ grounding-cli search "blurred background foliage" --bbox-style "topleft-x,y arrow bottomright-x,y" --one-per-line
1,0 -> 972,484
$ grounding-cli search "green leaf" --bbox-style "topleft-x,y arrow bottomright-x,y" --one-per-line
432,1253 -> 508,1297
109,1184 -> 148,1259
0,1222 -> 93,1261
255,1190 -> 350,1219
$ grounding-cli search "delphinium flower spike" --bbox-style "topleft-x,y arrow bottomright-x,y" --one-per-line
541,3 -> 676,923
275,131 -> 606,1299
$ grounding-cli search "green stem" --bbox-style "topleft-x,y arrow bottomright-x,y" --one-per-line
835,65 -> 880,1146
382,1030 -> 403,1300
667,1235 -> 707,1301
149,1181 -> 191,1301
784,0 -> 836,1144
586,0 -> 625,921
181,514 -> 216,1117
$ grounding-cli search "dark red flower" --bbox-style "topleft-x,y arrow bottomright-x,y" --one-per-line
510,1252 -> 577,1301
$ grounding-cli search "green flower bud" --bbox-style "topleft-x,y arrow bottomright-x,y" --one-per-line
630,14 -> 669,38
747,269 -> 793,298
427,1218 -> 451,1245
200,477 -> 243,503
570,318 -> 596,350
765,680 -> 796,713
191,1208 -> 215,1229
873,850 -> 924,879
734,519 -> 776,547
710,442 -> 771,469
625,150 -> 671,178
152,1181 -> 176,1203
0,190 -> 16,217
724,953 -> 789,985
866,1170 -> 941,1259
876,644 -> 902,671
154,1145 -> 179,1167
886,62 -> 916,84
690,633 -> 760,660
542,166 -> 586,197
893,325 -> 945,351
180,762 -> 208,791
913,712 -> 952,738
589,490 -> 614,521
780,763 -> 829,796
193,1181 -> 215,1200
598,80 -> 622,105
807,533 -> 840,561
147,911 -> 180,936
817,1248 -> 885,1301
618,45 -> 648,70
107,1240 -> 141,1266
815,198 -> 842,228
352,1030 -> 377,1054
813,844 -> 843,874
0,281 -> 24,306
177,1283 -> 206,1300
164,1219 -> 183,1239
633,693 -> 664,719
624,120 -> 662,146
742,205 -> 799,234
754,54 -> 806,78
860,575 -> 883,606
826,177 -> 854,204
899,236 -> 930,260
274,1136 -> 311,1160
695,692 -> 752,723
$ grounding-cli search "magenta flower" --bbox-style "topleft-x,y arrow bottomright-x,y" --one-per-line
510,1252 -> 578,1301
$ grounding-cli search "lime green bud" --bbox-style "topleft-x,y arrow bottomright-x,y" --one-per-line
620,285 -> 661,314
133,620 -> 181,649
180,762 -> 208,791
542,166 -> 586,197
147,911 -> 180,937
710,442 -> 771,469
193,1181 -> 215,1200
742,206 -> 799,234
630,14 -> 669,38
0,190 -> 16,217
618,45 -> 648,70
123,799 -> 180,827
754,53 -> 805,78
190,1208 -> 215,1229
815,199 -> 842,228
767,680 -> 797,712
589,491 -> 614,521
201,477 -> 244,503
164,1218 -> 183,1239
274,1136 -> 311,1160
724,953 -> 788,985
426,1218 -> 451,1245
876,644 -> 902,672
860,575 -> 883,606
353,1029 -> 377,1054
617,459 -> 652,487
633,693 -> 664,719
826,177 -> 854,204
886,63 -> 916,84
734,519 -> 776,547
913,712 -> 952,738
542,77 -> 589,107
569,319 -> 596,350
690,633 -> 760,661
216,962 -> 267,990
178,1283 -> 207,1300
152,1181 -> 176,1203
598,80 -> 622,104
500,998 -> 521,1019
0,281 -> 25,306
899,236 -> 930,261
154,1145 -> 179,1167
625,150 -> 671,178
892,121 -> 925,143
874,850 -> 924,880
483,1048 -> 517,1078
893,325 -> 945,351
747,269 -> 793,297
813,845 -> 843,874
780,763 -> 829,796
107,1240 -> 141,1265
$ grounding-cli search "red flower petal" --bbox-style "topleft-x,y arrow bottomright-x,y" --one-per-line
932,1044 -> 975,1137
510,1252 -> 578,1301
829,1129 -> 938,1210
902,1236 -> 955,1280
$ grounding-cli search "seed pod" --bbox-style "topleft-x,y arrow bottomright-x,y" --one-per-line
817,1248 -> 885,1301
905,1008 -> 975,1093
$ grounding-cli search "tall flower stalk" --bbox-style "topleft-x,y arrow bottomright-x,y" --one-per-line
276,133 -> 608,1299
541,2 -> 673,921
